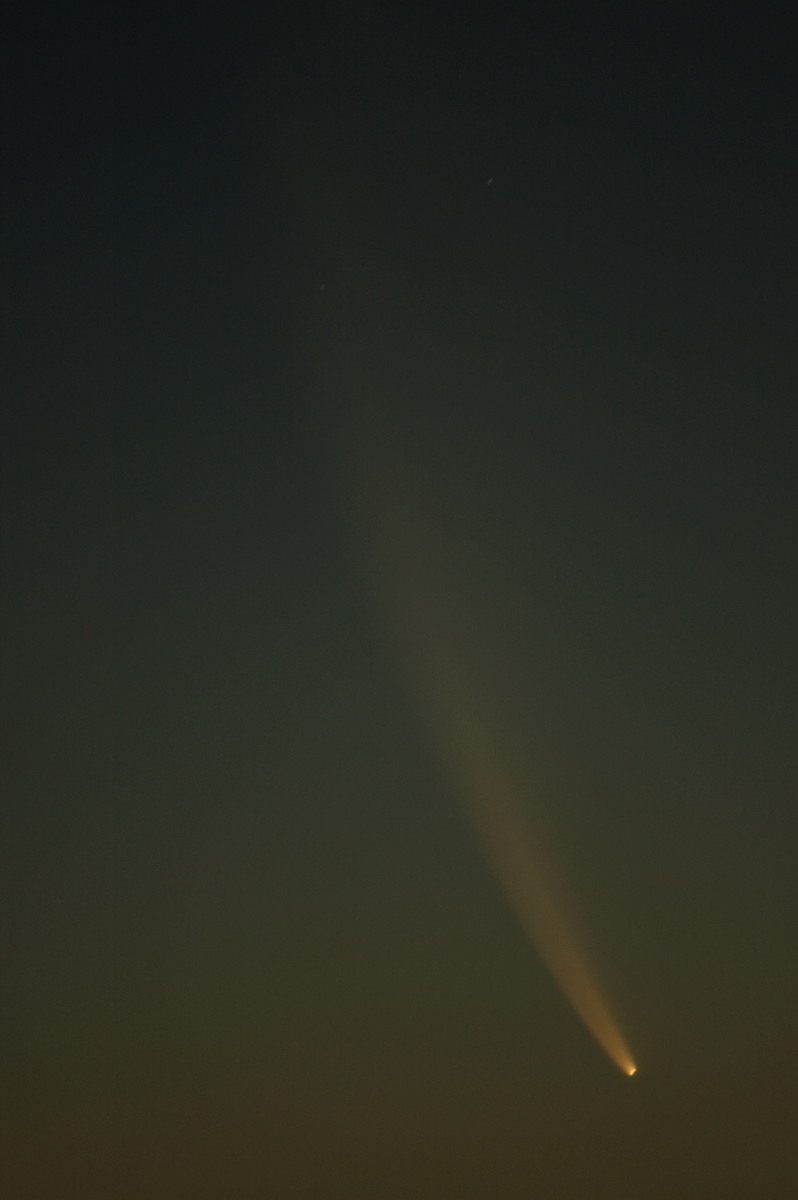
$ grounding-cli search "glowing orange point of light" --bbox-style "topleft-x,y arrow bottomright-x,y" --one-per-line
627,1066 -> 637,1077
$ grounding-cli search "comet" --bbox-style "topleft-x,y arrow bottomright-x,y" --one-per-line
405,615 -> 638,1079
299,167 -> 638,1075
336,415 -> 638,1077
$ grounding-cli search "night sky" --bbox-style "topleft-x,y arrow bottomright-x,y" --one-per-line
4,6 -> 797,1197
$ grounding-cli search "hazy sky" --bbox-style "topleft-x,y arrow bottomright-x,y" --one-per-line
4,6 -> 797,1197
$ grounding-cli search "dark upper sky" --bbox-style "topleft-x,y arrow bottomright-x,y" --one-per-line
3,5 -> 797,1198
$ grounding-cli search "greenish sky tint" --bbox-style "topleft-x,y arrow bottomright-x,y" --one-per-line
3,6 -> 797,1197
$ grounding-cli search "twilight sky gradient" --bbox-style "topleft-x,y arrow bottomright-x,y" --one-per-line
3,6 -> 797,1198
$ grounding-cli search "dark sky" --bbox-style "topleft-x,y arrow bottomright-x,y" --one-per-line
3,5 -> 797,1198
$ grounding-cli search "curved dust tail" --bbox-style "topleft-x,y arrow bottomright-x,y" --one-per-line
345,423 -> 637,1077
